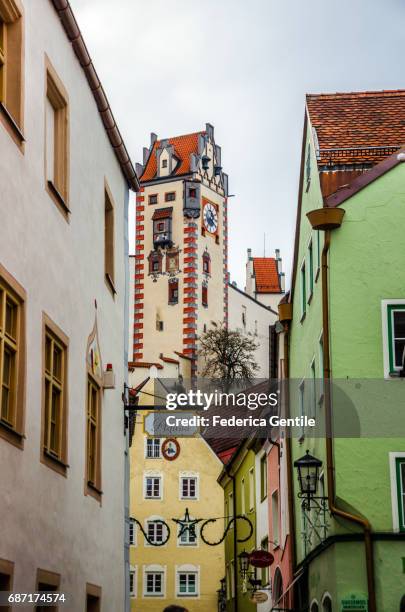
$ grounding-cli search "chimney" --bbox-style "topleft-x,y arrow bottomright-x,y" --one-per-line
275,248 -> 282,274
279,272 -> 285,292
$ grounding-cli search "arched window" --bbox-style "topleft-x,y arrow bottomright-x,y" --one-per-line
322,594 -> 332,612
310,601 -> 319,612
400,594 -> 405,612
272,568 -> 283,603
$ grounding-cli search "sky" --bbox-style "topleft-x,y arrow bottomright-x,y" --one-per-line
70,0 -> 405,288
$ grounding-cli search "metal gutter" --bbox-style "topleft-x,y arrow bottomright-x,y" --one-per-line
50,0 -> 139,192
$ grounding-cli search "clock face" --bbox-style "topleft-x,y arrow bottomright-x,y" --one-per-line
203,203 -> 218,234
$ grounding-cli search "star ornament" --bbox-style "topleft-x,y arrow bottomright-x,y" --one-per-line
172,508 -> 203,539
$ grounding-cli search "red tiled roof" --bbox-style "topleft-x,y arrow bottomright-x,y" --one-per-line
141,132 -> 203,182
128,361 -> 163,370
253,258 -> 281,293
307,90 -> 405,165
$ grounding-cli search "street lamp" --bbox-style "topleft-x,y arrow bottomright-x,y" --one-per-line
294,449 -> 323,503
217,577 -> 226,612
238,550 -> 250,578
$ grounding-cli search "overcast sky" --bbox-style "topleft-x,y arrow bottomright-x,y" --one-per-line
70,0 -> 405,288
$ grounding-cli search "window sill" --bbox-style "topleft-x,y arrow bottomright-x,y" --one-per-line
0,419 -> 25,449
86,481 -> 103,503
42,449 -> 69,477
0,102 -> 25,148
168,301 -> 179,306
46,181 -> 70,219
105,273 -> 117,296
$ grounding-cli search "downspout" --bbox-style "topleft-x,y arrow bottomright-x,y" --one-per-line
322,229 -> 377,612
283,322 -> 296,609
232,474 -> 238,612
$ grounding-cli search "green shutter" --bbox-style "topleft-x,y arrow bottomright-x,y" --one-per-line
396,458 -> 405,532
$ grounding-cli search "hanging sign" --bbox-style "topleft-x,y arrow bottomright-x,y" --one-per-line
341,593 -> 368,611
249,550 -> 274,568
250,591 -> 269,604
162,437 -> 180,460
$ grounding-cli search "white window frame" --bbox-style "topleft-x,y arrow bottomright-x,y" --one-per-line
179,472 -> 199,500
145,516 -> 167,547
143,472 -> 163,500
129,566 -> 137,598
129,520 -> 136,546
389,452 -> 405,532
381,299 -> 405,378
175,564 -> 200,598
145,437 -> 161,458
248,468 -> 255,511
143,565 -> 166,598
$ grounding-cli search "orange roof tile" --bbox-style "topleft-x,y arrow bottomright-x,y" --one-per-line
141,132 -> 204,182
307,90 -> 405,165
253,258 -> 281,293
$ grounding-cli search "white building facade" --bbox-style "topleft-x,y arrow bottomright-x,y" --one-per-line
0,1 -> 137,610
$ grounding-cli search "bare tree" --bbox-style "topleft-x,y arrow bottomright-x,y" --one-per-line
199,324 -> 259,386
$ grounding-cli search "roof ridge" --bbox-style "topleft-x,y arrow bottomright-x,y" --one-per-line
156,130 -> 205,144
307,89 -> 405,100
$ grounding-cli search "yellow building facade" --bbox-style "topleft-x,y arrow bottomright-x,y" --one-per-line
128,374 -> 225,610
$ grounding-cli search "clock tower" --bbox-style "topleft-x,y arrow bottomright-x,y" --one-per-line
133,124 -> 229,375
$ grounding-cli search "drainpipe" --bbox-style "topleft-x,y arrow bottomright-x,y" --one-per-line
231,474 -> 238,612
283,323 -> 296,610
322,229 -> 377,612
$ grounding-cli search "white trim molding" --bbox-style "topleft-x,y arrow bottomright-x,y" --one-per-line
389,451 -> 405,532
175,563 -> 200,599
381,299 -> 405,379
142,564 -> 166,598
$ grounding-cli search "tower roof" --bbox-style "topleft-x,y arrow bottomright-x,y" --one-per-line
140,131 -> 204,181
307,89 -> 405,166
253,258 -> 281,293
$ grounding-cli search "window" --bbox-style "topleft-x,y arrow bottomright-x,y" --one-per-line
310,358 -> 316,418
189,187 -> 197,198
152,211 -> 173,248
86,584 -> 101,612
241,478 -> 245,515
0,266 -> 25,446
396,458 -> 405,532
311,602 -> 319,612
42,317 -> 68,474
242,306 -> 246,329
202,284 -> 208,307
46,64 -> 69,215
261,537 -> 269,585
149,194 -> 158,205
305,143 -> 311,191
308,240 -> 314,298
386,304 -> 405,374
181,476 -> 197,499
322,595 -> 332,612
316,231 -> 321,277
145,476 -> 161,499
129,521 -> 136,545
162,159 -> 167,168
35,569 -> 60,612
147,520 -> 164,545
300,262 -> 306,318
145,572 -> 164,597
146,438 -> 161,458
129,568 -> 136,598
86,375 -> 101,495
148,251 -> 162,275
0,558 -> 13,602
0,0 -> 23,140
104,187 -> 115,294
299,380 -> 305,439
165,191 -> 175,202
249,468 -> 255,510
177,572 -> 198,597
271,490 -> 280,546
260,454 -> 268,501
228,492 -> 234,522
179,524 -> 197,546
203,252 -> 211,274
168,279 -> 179,305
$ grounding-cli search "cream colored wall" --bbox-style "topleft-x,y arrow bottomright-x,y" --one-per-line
141,181 -> 184,363
228,284 -> 277,378
0,1 -> 129,609
129,411 -> 225,611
